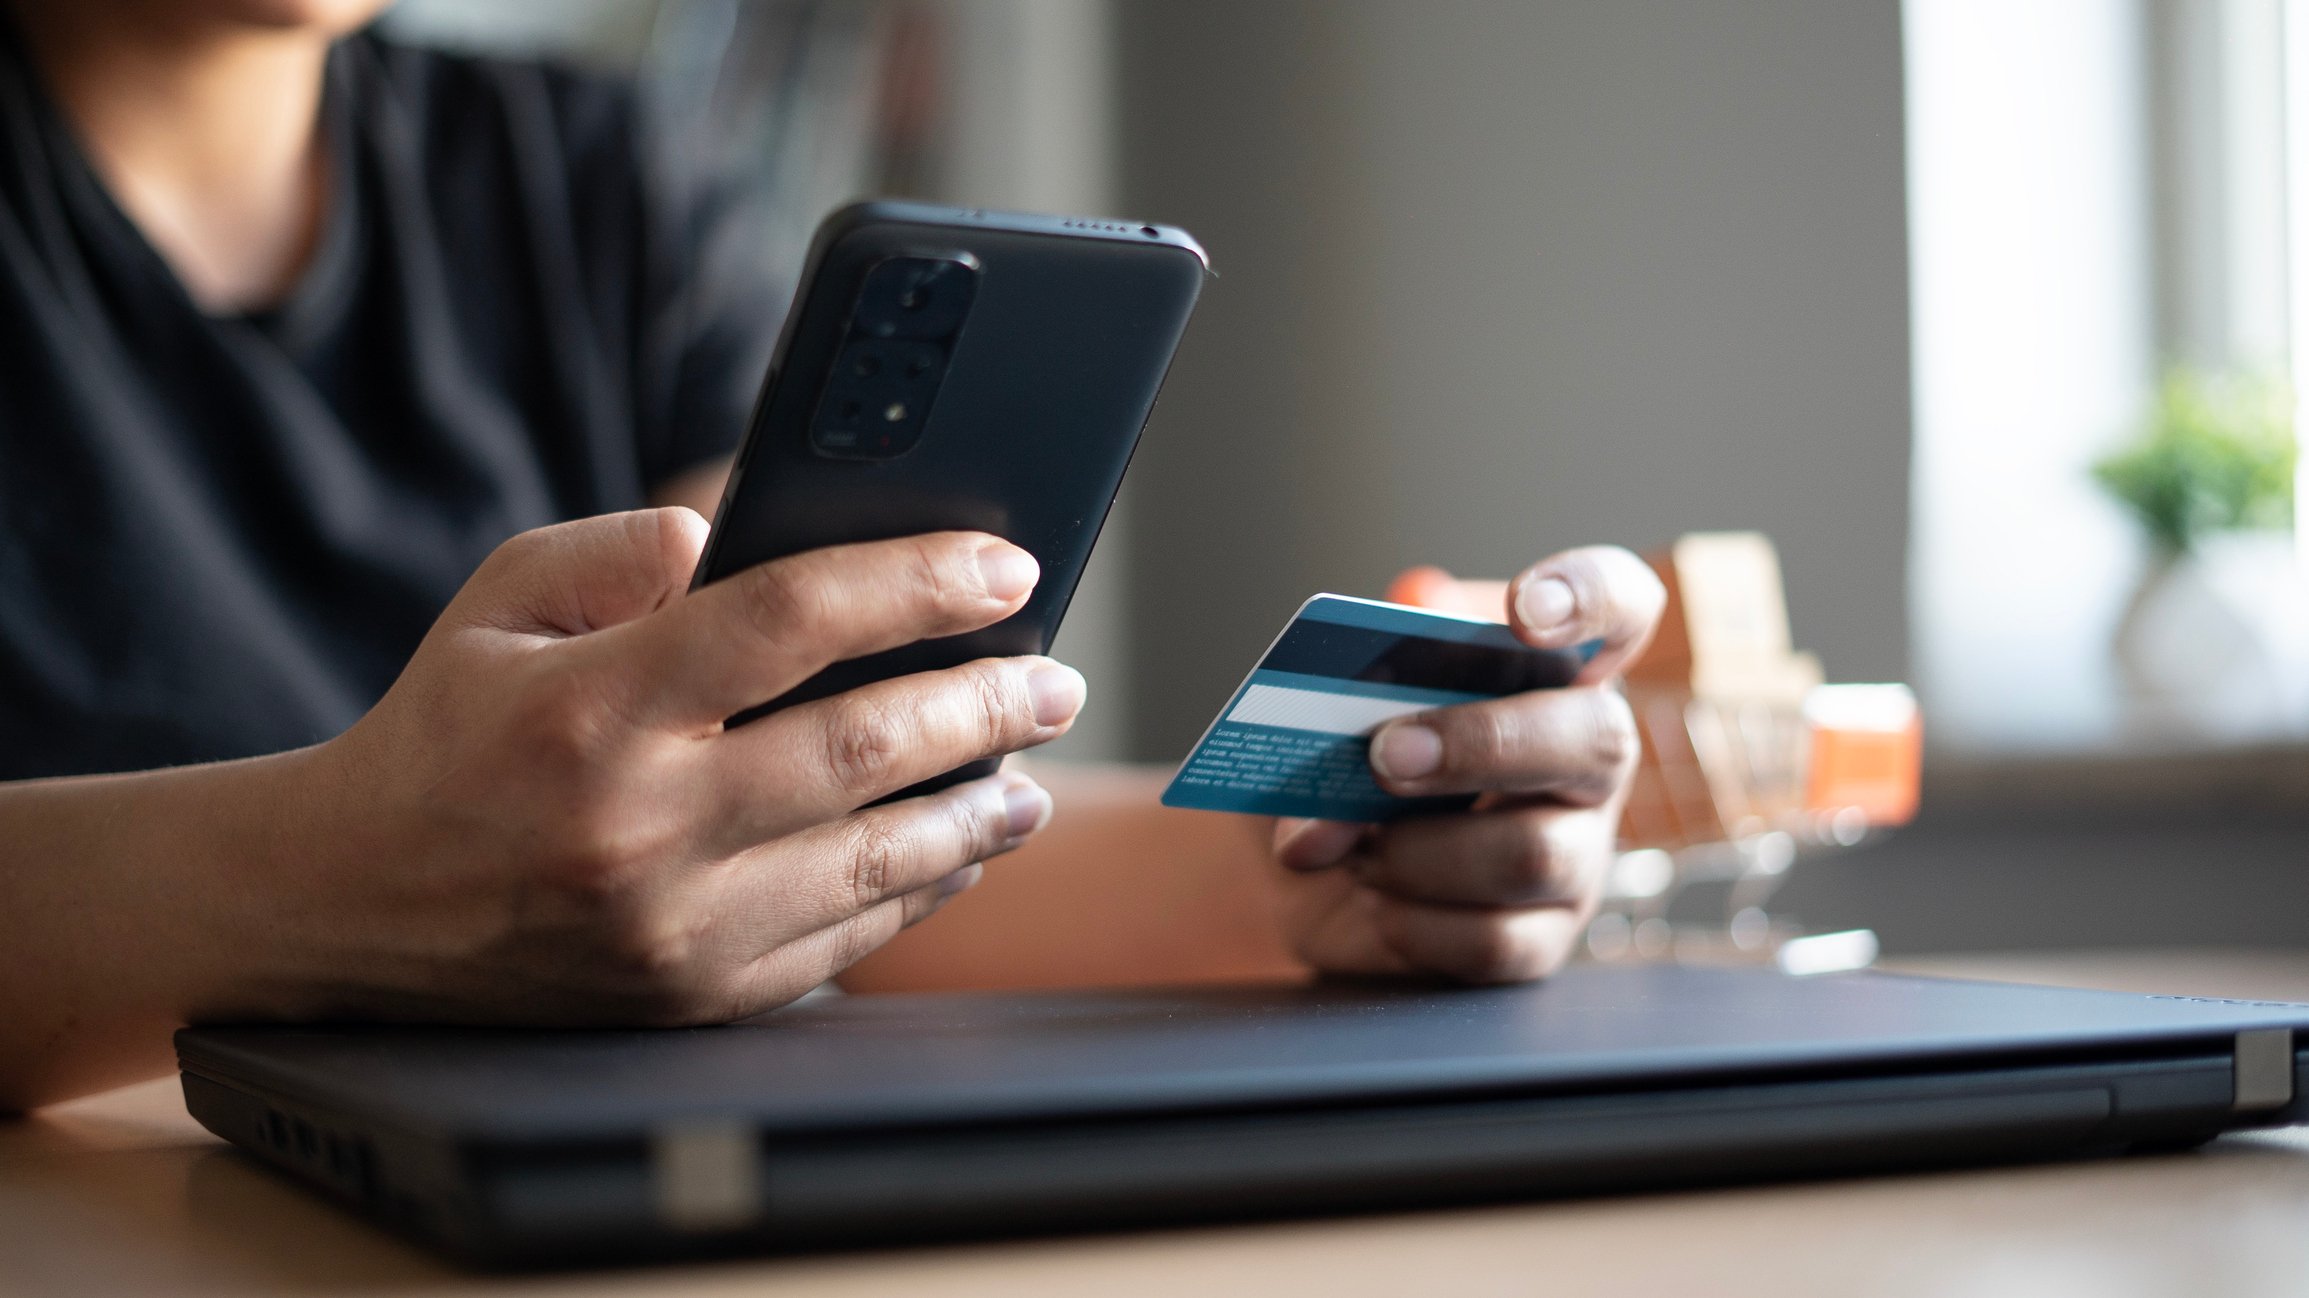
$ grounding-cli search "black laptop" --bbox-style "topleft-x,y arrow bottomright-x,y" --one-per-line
175,963 -> 2309,1267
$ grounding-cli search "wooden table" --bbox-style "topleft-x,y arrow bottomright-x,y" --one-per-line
10,951 -> 2309,1297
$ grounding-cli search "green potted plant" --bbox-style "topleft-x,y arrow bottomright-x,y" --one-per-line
2092,367 -> 2298,722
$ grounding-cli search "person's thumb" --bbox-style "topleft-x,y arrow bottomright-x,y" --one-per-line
448,508 -> 710,639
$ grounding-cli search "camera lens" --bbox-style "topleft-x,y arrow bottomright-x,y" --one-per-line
854,257 -> 976,340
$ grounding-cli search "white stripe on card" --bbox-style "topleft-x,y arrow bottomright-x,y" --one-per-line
1223,683 -> 1432,736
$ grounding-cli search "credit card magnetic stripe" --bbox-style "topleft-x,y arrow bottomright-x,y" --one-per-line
1256,611 -> 1583,697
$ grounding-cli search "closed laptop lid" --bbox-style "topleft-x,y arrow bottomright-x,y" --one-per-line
175,964 -> 2309,1143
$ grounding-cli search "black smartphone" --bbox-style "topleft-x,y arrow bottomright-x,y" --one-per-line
693,200 -> 1208,797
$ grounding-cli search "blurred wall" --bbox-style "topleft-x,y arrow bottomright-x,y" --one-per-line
1110,0 -> 1912,762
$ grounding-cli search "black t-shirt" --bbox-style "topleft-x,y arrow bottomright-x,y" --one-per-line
0,25 -> 783,779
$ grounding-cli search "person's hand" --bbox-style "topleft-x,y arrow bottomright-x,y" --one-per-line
231,510 -> 1083,1026
1269,547 -> 1664,982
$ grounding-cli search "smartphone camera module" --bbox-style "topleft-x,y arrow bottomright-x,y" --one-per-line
811,256 -> 977,458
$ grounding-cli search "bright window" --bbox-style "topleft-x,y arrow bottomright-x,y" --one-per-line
1905,0 -> 2309,755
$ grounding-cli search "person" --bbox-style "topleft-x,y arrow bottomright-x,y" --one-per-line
0,0 -> 1664,1111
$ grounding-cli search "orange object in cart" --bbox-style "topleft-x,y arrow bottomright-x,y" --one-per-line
1803,685 -> 1922,827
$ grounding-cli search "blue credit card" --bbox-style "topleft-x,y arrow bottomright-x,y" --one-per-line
1160,594 -> 1596,822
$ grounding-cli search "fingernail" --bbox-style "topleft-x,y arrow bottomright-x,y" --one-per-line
978,543 -> 1039,602
1516,576 -> 1576,634
938,862 -> 984,897
1370,722 -> 1442,781
1028,661 -> 1086,728
1003,780 -> 1052,839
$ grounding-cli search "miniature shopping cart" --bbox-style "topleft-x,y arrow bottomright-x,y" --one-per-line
1601,534 -> 1921,973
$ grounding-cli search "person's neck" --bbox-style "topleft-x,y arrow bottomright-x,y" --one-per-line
11,3 -> 334,313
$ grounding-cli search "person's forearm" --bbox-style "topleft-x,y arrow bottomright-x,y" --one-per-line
0,751 -> 318,1110
839,762 -> 1305,992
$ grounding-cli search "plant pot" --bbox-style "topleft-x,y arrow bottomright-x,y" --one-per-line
2110,537 -> 2309,741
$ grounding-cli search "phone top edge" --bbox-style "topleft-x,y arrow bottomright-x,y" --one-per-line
824,198 -> 1211,272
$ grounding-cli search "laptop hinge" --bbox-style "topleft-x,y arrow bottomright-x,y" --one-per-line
2233,1029 -> 2295,1111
